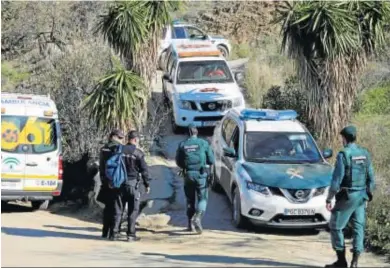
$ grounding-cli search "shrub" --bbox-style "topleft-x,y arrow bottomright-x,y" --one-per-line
353,113 -> 390,258
358,84 -> 390,115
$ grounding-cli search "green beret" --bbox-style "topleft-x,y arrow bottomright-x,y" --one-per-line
340,125 -> 357,140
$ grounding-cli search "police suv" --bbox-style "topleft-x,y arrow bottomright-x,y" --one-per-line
210,108 -> 334,229
1,93 -> 63,210
162,42 -> 245,133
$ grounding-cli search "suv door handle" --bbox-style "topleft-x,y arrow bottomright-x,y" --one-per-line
26,162 -> 38,167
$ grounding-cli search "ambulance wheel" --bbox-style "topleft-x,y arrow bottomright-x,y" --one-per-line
232,187 -> 248,229
211,165 -> 223,193
31,200 -> 49,211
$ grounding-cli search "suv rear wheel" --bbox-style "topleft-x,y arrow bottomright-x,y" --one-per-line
217,45 -> 229,58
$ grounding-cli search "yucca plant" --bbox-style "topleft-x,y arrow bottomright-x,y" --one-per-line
96,0 -> 183,91
82,57 -> 146,132
275,1 -> 390,146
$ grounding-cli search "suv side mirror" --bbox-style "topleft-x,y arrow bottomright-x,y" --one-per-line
223,147 -> 237,158
322,148 -> 333,159
162,73 -> 172,83
234,72 -> 244,82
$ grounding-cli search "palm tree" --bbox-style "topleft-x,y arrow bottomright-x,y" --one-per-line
275,1 -> 390,146
93,0 -> 183,130
95,0 -> 183,91
82,57 -> 146,132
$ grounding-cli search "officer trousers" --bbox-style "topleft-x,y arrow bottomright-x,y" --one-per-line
330,190 -> 367,254
113,184 -> 140,236
184,171 -> 208,219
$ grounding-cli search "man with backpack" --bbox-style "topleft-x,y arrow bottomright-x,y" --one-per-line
325,125 -> 376,268
98,129 -> 125,239
110,130 -> 150,242
175,124 -> 215,234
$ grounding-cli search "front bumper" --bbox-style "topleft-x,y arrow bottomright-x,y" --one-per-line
173,104 -> 245,127
240,187 -> 330,228
1,180 -> 63,202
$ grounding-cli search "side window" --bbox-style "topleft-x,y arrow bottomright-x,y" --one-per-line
172,26 -> 187,39
222,118 -> 237,145
185,26 -> 206,39
229,127 -> 240,153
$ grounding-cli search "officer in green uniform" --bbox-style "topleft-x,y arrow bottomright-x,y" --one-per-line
325,125 -> 375,268
175,124 -> 215,234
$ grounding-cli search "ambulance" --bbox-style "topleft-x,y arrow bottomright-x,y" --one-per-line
1,92 -> 63,210
162,42 -> 246,133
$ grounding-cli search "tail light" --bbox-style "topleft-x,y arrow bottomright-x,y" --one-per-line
58,155 -> 63,180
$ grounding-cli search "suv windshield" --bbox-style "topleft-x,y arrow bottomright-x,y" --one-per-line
176,60 -> 234,84
244,132 -> 322,164
1,115 -> 58,154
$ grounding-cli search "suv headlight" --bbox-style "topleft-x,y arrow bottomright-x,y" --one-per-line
179,100 -> 193,110
237,166 -> 270,196
232,97 -> 243,107
246,181 -> 271,196
314,186 -> 328,197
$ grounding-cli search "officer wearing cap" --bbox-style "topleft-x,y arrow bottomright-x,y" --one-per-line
175,124 -> 215,234
325,125 -> 376,268
98,129 -> 125,239
111,130 -> 150,242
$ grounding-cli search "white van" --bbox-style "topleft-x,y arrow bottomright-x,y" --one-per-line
162,42 -> 245,134
1,92 -> 63,210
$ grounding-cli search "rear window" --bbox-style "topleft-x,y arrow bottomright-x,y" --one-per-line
1,115 -> 58,154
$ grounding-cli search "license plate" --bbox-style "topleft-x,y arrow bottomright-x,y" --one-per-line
284,208 -> 315,216
1,180 -> 23,190
203,121 -> 217,127
24,180 -> 58,188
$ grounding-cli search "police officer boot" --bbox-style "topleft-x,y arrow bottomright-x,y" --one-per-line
325,250 -> 348,268
350,252 -> 359,268
191,211 -> 204,234
186,218 -> 193,232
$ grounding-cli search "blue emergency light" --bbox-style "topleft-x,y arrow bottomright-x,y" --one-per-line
239,109 -> 298,121
172,19 -> 185,25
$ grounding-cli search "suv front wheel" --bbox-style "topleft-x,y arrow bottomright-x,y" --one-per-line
232,187 -> 248,228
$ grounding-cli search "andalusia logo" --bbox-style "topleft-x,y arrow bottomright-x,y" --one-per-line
2,157 -> 21,170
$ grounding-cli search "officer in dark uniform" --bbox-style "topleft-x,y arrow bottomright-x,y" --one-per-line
98,129 -> 125,239
325,125 -> 375,268
175,124 -> 215,234
111,130 -> 150,242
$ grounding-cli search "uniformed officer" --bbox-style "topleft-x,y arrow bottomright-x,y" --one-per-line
98,129 -> 125,239
175,124 -> 215,234
111,130 -> 150,242
325,125 -> 375,268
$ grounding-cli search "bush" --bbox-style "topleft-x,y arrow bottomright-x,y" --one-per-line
229,43 -> 251,60
353,113 -> 390,258
358,84 -> 390,115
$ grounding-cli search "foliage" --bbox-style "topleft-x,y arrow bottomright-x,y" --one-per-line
82,57 -> 146,132
358,84 -> 390,115
229,43 -> 251,60
353,112 -> 390,258
1,61 -> 30,91
242,35 -> 294,108
275,1 -> 390,146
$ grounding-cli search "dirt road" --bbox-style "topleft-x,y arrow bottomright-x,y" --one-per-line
2,61 -> 389,267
